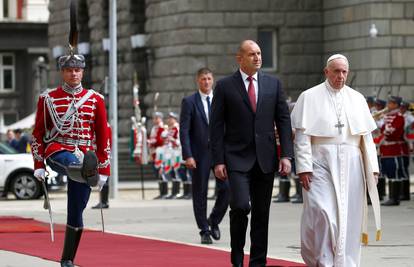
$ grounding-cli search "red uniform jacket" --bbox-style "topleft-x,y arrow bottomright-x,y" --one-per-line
166,123 -> 180,148
148,124 -> 166,161
31,86 -> 111,176
380,110 -> 408,157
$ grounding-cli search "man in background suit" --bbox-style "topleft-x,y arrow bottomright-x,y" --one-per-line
179,68 -> 230,244
210,40 -> 293,267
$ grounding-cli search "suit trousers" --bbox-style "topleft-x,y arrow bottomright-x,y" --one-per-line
46,151 -> 91,228
191,157 -> 229,234
228,161 -> 274,267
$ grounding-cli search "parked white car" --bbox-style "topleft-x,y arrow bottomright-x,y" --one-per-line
0,143 -> 62,200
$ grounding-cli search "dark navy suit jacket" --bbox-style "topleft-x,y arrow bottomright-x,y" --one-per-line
210,70 -> 293,174
179,92 -> 211,164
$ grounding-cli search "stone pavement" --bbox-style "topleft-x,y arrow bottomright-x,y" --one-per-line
0,181 -> 413,267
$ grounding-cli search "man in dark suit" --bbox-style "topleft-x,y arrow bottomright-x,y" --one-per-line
210,40 -> 293,267
180,68 -> 230,245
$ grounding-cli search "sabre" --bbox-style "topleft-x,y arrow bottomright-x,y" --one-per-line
41,179 -> 54,242
100,204 -> 105,233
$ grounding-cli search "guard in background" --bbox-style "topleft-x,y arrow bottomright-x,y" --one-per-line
273,129 -> 290,202
380,96 -> 406,206
164,112 -> 183,199
366,96 -> 377,113
400,101 -> 413,200
31,51 -> 111,266
373,98 -> 387,200
149,112 -> 168,199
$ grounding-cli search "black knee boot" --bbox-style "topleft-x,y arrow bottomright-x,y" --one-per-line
377,176 -> 386,201
274,179 -> 290,203
166,180 -> 181,199
61,226 -> 83,267
154,181 -> 168,199
177,181 -> 192,199
291,178 -> 303,204
400,179 -> 411,201
183,181 -> 192,199
382,180 -> 400,206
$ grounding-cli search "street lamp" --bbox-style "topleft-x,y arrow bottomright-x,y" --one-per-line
130,34 -> 147,49
78,42 -> 90,55
369,23 -> 378,38
102,38 -> 110,51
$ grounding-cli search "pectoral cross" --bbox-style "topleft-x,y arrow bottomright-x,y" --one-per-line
335,120 -> 344,134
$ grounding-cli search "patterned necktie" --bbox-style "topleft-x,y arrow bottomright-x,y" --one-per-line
206,96 -> 211,121
247,76 -> 256,112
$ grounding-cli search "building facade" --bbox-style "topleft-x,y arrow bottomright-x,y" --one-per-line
47,0 -> 414,136
0,0 -> 49,133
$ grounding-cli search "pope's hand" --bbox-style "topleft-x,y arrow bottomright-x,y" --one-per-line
34,168 -> 46,182
299,172 -> 312,191
373,173 -> 379,185
98,175 -> 108,191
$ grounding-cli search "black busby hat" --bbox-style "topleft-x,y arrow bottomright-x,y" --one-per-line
375,98 -> 386,107
401,100 -> 410,108
388,96 -> 402,106
58,54 -> 85,70
153,111 -> 164,119
168,112 -> 179,120
366,96 -> 375,104
58,0 -> 85,70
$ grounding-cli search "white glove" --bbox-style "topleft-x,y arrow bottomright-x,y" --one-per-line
160,131 -> 168,138
34,168 -> 46,181
98,175 -> 108,191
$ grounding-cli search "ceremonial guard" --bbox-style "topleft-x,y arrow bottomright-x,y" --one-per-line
366,96 -> 377,113
400,101 -> 413,200
164,112 -> 184,199
149,111 -> 168,199
31,3 -> 111,265
372,98 -> 387,200
273,129 -> 290,203
380,96 -> 407,206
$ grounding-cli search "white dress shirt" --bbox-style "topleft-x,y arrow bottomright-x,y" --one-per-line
199,90 -> 213,123
240,69 -> 258,104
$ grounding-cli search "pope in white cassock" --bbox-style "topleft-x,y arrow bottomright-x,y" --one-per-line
291,54 -> 382,267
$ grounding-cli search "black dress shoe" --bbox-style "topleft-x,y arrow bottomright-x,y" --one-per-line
92,202 -> 109,209
61,260 -> 74,267
208,220 -> 221,240
200,232 -> 213,244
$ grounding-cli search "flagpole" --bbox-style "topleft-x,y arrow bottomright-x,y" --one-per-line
109,0 -> 118,198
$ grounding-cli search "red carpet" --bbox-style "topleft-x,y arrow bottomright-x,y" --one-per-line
0,216 -> 67,233
0,216 -> 305,267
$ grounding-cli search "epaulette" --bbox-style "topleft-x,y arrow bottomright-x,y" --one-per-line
40,87 -> 58,97
91,89 -> 105,100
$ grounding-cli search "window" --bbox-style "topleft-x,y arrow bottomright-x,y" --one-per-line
3,0 -> 8,18
0,0 -> 16,20
0,53 -> 15,92
0,112 -> 18,132
257,29 -> 277,71
3,112 -> 17,125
